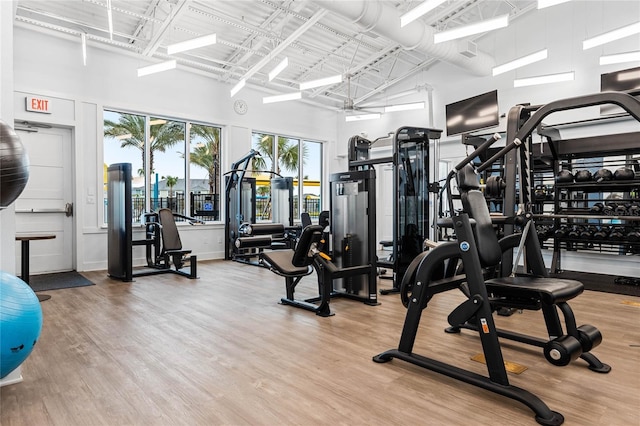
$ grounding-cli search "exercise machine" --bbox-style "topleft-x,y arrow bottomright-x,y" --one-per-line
224,150 -> 297,263
328,169 -> 379,306
373,133 -> 610,425
262,224 -> 377,316
349,126 -> 442,294
107,163 -> 198,281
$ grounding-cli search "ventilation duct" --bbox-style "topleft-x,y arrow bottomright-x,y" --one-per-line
312,0 -> 496,76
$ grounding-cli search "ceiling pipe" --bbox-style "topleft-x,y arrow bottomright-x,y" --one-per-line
311,0 -> 496,76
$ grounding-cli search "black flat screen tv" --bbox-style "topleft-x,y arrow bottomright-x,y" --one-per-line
445,90 -> 499,137
600,66 -> 640,115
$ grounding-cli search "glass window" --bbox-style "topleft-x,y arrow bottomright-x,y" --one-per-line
189,123 -> 221,221
301,140 -> 322,220
103,110 -> 147,222
103,110 -> 222,223
252,131 -> 323,224
150,117 -> 186,215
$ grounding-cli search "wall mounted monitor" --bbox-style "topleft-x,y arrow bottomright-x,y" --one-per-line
445,90 -> 499,137
600,66 -> 640,115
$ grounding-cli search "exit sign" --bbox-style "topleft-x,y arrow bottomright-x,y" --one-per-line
25,96 -> 52,114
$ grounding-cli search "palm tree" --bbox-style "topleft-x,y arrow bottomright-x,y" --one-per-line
104,114 -> 184,175
251,135 -> 304,175
189,125 -> 220,194
163,175 -> 179,198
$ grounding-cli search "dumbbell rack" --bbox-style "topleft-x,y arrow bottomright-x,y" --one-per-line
547,168 -> 640,273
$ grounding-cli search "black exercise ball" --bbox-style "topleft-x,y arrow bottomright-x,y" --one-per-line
0,120 -> 30,208
593,168 -> 613,182
574,169 -> 592,182
614,167 -> 634,180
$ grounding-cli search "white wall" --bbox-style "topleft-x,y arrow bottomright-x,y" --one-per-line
12,26 -> 338,271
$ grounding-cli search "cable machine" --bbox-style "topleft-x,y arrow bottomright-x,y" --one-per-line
349,126 -> 442,294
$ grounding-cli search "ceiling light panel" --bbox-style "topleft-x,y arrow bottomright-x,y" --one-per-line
600,51 -> 640,65
137,60 -> 177,77
492,49 -> 548,76
434,14 -> 509,44
400,0 -> 448,27
583,22 -> 640,50
514,71 -> 575,87
167,33 -> 217,54
263,92 -> 302,104
299,74 -> 343,90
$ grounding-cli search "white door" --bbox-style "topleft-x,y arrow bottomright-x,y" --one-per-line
15,126 -> 74,275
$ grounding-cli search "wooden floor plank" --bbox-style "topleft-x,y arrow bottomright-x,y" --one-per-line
1,259 -> 639,425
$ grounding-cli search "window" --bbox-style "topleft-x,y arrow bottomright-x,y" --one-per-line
103,110 -> 221,223
251,132 -> 323,223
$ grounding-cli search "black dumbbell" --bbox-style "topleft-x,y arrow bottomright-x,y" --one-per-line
603,203 -> 616,215
628,203 -> 640,216
567,226 -> 580,239
593,168 -> 613,182
593,227 -> 608,240
534,185 -> 547,201
615,204 -> 629,216
609,227 -> 625,240
574,170 -> 592,182
590,202 -> 605,214
627,230 -> 640,242
554,226 -> 567,239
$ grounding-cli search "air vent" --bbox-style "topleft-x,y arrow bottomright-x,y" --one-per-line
458,40 -> 478,58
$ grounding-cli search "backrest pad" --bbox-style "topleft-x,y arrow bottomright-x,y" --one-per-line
158,208 -> 182,251
292,225 -> 323,267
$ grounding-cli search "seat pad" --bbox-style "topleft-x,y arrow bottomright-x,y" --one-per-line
485,276 -> 584,304
262,250 -> 310,276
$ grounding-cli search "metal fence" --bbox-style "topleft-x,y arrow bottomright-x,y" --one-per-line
105,193 -> 319,223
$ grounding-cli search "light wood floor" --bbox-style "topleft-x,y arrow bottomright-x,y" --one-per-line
1,260 -> 639,426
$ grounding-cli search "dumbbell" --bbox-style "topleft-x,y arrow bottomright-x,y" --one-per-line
590,202 -> 605,214
615,204 -> 629,216
567,226 -> 580,239
554,226 -> 568,239
574,169 -> 592,182
592,226 -> 608,240
593,168 -> 613,182
627,229 -> 640,242
628,203 -> 640,216
609,227 -> 625,240
603,203 -> 616,215
580,226 -> 597,239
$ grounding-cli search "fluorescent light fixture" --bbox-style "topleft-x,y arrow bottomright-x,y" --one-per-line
81,33 -> 87,66
116,133 -> 132,140
384,102 -> 425,113
345,113 -> 381,122
137,60 -> 177,77
263,92 -> 302,104
149,119 -> 167,126
492,49 -> 548,76
107,0 -> 113,40
616,69 -> 640,82
583,22 -> 640,50
434,14 -> 509,44
400,0 -> 447,27
514,71 -> 574,87
299,74 -> 343,90
537,0 -> 571,9
167,34 -> 216,55
268,57 -> 289,81
600,51 -> 640,65
230,78 -> 246,97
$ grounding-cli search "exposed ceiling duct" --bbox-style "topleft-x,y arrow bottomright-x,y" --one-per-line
311,0 -> 496,76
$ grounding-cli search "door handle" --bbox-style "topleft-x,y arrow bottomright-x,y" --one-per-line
65,202 -> 73,217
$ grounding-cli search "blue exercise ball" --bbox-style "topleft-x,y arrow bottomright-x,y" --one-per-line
0,119 -> 30,208
0,271 -> 43,379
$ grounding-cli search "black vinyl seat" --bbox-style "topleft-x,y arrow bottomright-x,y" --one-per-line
457,165 -> 584,305
157,208 -> 192,270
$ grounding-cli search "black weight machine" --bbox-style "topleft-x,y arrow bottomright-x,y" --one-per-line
349,126 -> 442,294
373,113 -> 612,424
224,150 -> 298,264
107,163 -> 199,281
